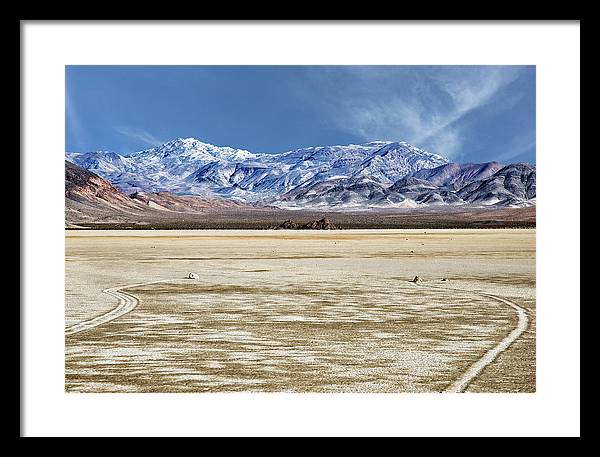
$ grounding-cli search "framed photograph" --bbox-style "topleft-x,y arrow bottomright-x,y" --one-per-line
21,20 -> 580,437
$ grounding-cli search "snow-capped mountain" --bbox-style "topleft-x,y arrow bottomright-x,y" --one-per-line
277,162 -> 536,209
67,138 -> 261,198
456,163 -> 536,206
66,138 -> 536,209
66,138 -> 448,201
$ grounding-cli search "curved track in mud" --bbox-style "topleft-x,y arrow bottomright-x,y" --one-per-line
64,279 -> 176,336
419,284 -> 530,393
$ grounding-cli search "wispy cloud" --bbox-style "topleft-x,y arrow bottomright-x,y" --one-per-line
115,126 -> 165,147
496,137 -> 536,163
66,90 -> 88,151
298,66 -> 525,159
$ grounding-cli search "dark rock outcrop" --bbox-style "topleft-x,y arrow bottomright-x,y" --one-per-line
275,217 -> 337,230
301,217 -> 337,230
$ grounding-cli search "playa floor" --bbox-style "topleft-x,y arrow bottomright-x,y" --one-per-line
65,229 -> 536,392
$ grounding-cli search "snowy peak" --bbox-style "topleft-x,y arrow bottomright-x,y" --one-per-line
356,142 -> 448,183
136,137 -> 257,162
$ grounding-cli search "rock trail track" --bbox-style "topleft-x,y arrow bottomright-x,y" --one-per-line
64,279 -> 174,336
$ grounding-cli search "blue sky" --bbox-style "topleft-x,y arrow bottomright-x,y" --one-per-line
66,65 -> 535,163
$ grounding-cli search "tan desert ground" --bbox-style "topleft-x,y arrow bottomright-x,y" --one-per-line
65,228 -> 535,393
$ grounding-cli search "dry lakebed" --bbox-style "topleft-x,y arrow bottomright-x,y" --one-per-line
65,228 -> 536,393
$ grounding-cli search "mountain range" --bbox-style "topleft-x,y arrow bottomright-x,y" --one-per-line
66,137 -> 536,210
